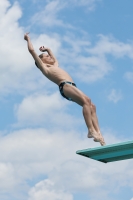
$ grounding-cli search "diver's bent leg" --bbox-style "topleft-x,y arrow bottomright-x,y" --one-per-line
63,84 -> 96,135
63,84 -> 106,146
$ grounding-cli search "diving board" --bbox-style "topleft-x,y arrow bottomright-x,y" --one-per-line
76,140 -> 133,163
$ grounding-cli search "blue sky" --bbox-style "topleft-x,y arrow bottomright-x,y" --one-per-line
0,0 -> 133,199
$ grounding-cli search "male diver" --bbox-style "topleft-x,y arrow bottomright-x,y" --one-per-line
24,33 -> 106,146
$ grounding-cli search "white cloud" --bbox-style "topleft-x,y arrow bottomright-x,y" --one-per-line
88,35 -> 133,59
14,92 -> 82,128
0,0 -> 10,18
0,163 -> 17,190
28,179 -> 73,200
32,34 -> 61,54
75,55 -> 112,82
68,34 -> 133,83
108,89 -> 123,103
59,35 -> 112,83
0,127 -> 133,200
31,0 -> 101,28
0,128 -> 90,195
60,34 -> 133,83
72,0 -> 102,11
0,0 -> 31,93
31,0 -> 67,27
124,71 -> 133,84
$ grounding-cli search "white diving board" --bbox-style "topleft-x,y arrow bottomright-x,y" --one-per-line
76,140 -> 133,163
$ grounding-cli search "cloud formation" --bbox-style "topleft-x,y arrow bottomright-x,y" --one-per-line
28,179 -> 73,200
72,0 -> 101,10
108,89 -> 123,103
31,0 -> 101,28
31,0 -> 67,27
124,71 -> 133,84
61,34 -> 133,83
88,35 -> 133,58
14,92 -> 81,129
0,127 -> 132,200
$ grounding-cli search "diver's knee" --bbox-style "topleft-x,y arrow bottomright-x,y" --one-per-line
91,103 -> 96,112
84,96 -> 91,105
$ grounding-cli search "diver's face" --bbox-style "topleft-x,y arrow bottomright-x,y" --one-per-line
40,53 -> 54,65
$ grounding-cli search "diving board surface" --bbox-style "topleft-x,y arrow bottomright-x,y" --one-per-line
76,140 -> 133,163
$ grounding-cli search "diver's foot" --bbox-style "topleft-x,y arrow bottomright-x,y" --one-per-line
93,133 -> 106,146
87,131 -> 106,146
94,137 -> 106,146
87,132 -> 93,138
99,132 -> 106,146
87,131 -> 99,139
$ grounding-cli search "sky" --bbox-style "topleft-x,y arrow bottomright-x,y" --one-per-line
0,0 -> 133,199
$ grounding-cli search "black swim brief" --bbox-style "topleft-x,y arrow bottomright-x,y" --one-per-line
59,81 -> 76,101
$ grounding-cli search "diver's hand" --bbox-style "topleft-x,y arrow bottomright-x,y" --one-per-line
24,32 -> 30,41
39,46 -> 47,52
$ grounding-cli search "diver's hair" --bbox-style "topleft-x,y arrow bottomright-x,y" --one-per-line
35,61 -> 39,68
39,53 -> 44,58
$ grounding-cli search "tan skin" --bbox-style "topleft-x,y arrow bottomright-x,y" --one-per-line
24,33 -> 106,146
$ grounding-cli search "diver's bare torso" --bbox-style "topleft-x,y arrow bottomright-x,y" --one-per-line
42,62 -> 74,85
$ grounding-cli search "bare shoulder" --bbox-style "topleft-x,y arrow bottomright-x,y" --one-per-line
54,60 -> 59,67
